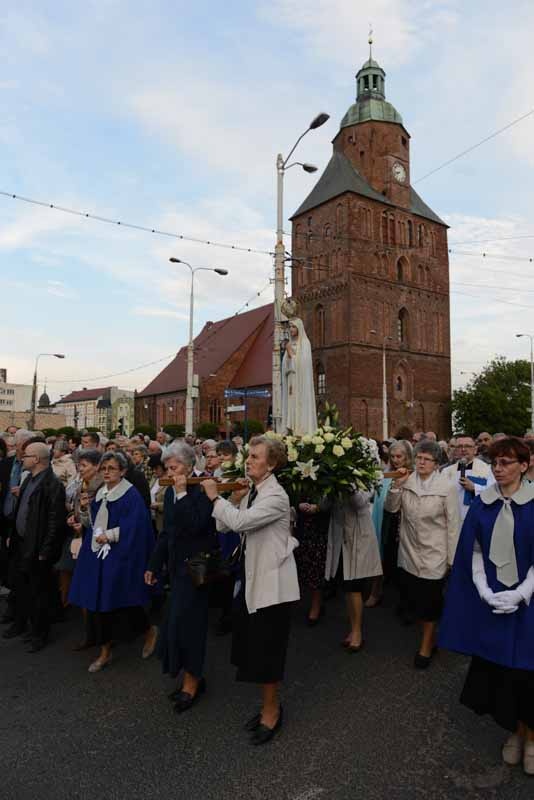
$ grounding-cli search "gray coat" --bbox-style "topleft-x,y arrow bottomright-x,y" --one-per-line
325,490 -> 383,582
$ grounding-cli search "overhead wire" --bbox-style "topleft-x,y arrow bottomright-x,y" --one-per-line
0,189 -> 273,257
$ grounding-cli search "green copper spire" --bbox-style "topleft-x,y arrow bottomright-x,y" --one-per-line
340,39 -> 403,129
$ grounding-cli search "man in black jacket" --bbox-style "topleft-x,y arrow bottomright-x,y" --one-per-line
3,442 -> 66,652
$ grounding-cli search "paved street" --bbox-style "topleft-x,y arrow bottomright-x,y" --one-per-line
1,589 -> 532,800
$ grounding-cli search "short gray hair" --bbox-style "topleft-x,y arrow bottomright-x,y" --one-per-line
162,441 -> 195,468
414,440 -> 442,463
100,451 -> 129,471
389,439 -> 414,469
15,429 -> 33,445
132,444 -> 148,457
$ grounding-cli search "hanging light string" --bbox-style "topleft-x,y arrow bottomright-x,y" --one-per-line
0,189 -> 274,257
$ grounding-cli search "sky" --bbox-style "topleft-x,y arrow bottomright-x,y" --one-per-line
2,0 -> 534,401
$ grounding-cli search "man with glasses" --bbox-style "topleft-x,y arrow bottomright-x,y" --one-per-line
441,433 -> 494,530
3,442 -> 66,652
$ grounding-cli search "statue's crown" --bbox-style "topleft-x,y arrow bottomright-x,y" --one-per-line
281,297 -> 299,319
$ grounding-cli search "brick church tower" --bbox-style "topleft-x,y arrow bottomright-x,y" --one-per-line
290,46 -> 451,439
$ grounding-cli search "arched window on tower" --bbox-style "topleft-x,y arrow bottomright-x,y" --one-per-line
336,203 -> 344,234
315,304 -> 326,346
389,214 -> 396,244
398,308 -> 409,347
396,256 -> 409,283
408,220 -> 414,247
316,363 -> 326,396
381,212 -> 388,244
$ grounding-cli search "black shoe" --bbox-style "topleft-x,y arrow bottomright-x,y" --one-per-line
0,613 -> 15,625
168,682 -> 184,702
2,624 -> 25,639
414,649 -> 436,670
28,637 -> 47,653
307,606 -> 325,627
244,712 -> 262,732
250,707 -> 283,746
173,678 -> 206,713
346,640 -> 365,654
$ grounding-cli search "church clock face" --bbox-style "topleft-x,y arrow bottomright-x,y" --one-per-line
392,162 -> 407,183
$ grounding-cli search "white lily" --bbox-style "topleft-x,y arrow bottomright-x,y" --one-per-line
296,459 -> 320,481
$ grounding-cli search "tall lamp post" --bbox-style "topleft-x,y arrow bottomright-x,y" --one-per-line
370,331 -> 393,440
169,258 -> 228,436
29,353 -> 65,430
516,333 -> 534,434
272,111 -> 330,432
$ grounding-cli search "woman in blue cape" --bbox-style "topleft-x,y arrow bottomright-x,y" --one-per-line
439,437 -> 534,775
69,451 -> 157,673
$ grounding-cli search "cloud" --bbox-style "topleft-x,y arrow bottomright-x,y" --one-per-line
259,0 -> 459,70
132,306 -> 189,319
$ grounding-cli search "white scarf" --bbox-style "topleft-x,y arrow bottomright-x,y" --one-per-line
481,480 -> 534,587
91,478 -> 132,559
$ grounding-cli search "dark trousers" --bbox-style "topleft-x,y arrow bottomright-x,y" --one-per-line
13,540 -> 56,639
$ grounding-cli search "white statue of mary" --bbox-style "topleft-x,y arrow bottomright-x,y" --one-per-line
281,317 -> 317,436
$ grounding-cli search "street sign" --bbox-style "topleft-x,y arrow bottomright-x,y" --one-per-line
224,388 -> 271,399
227,404 -> 246,412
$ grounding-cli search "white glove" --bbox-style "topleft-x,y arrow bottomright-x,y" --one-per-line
472,546 -> 500,607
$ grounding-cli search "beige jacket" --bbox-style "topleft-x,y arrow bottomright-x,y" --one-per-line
52,454 -> 77,488
385,471 -> 460,579
213,473 -> 300,614
325,490 -> 383,581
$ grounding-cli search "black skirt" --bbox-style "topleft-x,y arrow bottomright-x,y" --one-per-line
231,574 -> 292,684
397,568 -> 444,622
158,573 -> 209,679
461,656 -> 534,732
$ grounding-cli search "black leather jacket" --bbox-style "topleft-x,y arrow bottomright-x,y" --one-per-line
14,467 -> 67,562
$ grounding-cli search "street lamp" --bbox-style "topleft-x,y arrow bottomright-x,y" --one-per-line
516,333 -> 534,433
169,258 -> 228,435
272,111 -> 330,432
29,353 -> 65,430
370,330 -> 393,440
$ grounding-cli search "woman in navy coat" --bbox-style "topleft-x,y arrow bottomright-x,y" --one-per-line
69,451 -> 157,673
439,437 -> 534,775
145,442 -> 216,713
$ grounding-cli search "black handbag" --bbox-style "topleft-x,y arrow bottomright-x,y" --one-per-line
186,545 -> 241,588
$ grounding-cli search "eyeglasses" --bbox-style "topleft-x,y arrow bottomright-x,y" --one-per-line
491,458 -> 519,468
415,456 -> 436,463
101,465 -> 121,473
457,444 -> 476,450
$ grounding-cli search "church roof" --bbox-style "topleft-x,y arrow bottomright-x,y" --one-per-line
138,304 -> 273,397
290,150 -> 446,226
340,97 -> 403,128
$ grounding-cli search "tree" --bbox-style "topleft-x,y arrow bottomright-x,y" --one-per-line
163,424 -> 185,439
56,426 -> 76,437
452,357 -> 531,436
232,419 -> 264,437
133,424 -> 156,439
195,422 -> 219,440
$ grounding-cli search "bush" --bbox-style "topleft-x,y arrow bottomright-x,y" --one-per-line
232,419 -> 264,437
133,424 -> 157,439
163,424 -> 185,439
195,422 -> 219,440
41,428 -> 58,437
56,426 -> 76,437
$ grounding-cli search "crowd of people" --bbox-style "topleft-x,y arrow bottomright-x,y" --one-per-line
0,424 -> 533,768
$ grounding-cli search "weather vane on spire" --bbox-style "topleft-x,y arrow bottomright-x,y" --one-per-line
368,24 -> 373,59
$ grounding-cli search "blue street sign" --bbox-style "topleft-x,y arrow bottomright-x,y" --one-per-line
224,388 -> 271,399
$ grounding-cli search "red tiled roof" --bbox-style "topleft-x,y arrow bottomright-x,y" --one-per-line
230,306 -> 273,388
138,304 -> 273,397
58,387 -> 110,403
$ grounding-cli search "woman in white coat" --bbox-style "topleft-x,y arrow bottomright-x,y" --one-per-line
203,435 -> 299,746
325,489 -> 383,652
385,439 -> 460,669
